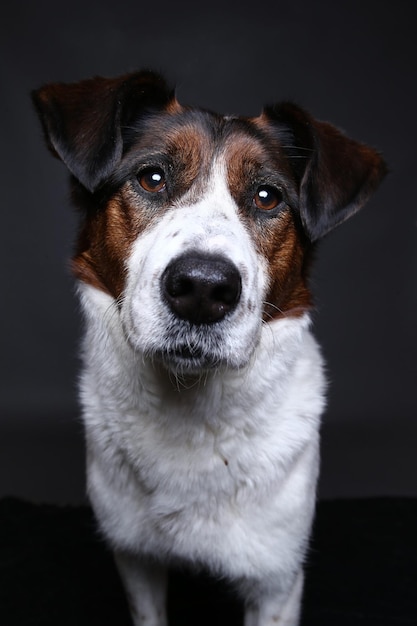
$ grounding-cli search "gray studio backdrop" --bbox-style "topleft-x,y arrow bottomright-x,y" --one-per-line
1,0 -> 416,503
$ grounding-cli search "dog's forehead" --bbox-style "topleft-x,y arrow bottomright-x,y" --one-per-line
129,107 -> 278,170
122,106 -> 288,201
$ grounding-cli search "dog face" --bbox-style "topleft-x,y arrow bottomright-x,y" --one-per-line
32,71 -> 386,373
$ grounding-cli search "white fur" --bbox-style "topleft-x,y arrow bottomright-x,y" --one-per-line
78,162 -> 326,626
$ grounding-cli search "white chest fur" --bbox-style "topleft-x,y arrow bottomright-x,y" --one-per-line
78,284 -> 325,585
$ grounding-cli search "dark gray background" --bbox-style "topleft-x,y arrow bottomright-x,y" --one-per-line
1,0 -> 416,504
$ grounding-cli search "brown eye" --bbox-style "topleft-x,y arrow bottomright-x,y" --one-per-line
254,185 -> 283,211
138,168 -> 166,193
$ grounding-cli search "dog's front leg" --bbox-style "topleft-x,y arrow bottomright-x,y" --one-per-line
243,570 -> 304,626
114,551 -> 168,626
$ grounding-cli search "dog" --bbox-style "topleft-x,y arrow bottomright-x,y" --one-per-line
32,70 -> 386,626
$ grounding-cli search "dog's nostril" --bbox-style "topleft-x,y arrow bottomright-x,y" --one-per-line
162,253 -> 242,325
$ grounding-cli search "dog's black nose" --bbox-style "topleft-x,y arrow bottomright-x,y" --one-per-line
161,253 -> 242,324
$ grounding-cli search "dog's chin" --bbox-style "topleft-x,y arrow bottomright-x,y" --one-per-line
122,317 -> 260,376
146,339 -> 256,376
152,346 -> 225,375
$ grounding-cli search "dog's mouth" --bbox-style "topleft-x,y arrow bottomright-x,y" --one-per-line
153,343 -> 220,372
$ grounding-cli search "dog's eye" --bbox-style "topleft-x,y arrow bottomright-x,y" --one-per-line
254,185 -> 283,212
138,168 -> 166,193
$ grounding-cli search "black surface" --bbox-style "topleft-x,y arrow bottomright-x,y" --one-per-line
1,497 -> 416,625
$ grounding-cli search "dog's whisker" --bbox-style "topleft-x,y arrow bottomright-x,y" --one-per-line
280,144 -> 315,152
263,301 -> 286,318
263,301 -> 310,320
103,301 -> 119,321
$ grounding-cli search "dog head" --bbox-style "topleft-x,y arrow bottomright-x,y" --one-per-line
33,70 -> 386,373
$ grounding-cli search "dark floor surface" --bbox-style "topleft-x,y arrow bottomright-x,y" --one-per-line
1,496 -> 416,625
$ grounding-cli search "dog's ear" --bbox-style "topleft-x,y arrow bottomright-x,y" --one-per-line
32,71 -> 173,193
264,103 -> 387,242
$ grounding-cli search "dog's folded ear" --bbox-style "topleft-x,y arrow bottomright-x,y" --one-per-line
32,71 -> 173,193
264,103 -> 387,241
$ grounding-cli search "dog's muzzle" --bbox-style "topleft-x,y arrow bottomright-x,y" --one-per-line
161,252 -> 242,325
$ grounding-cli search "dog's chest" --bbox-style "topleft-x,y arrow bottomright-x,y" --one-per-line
88,360 -> 288,498
86,370 -> 321,581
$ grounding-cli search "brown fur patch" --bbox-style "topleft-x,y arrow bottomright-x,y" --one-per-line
72,182 -> 155,299
165,97 -> 184,115
224,133 -> 271,200
223,129 -> 312,321
164,124 -> 208,199
256,210 -> 312,321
